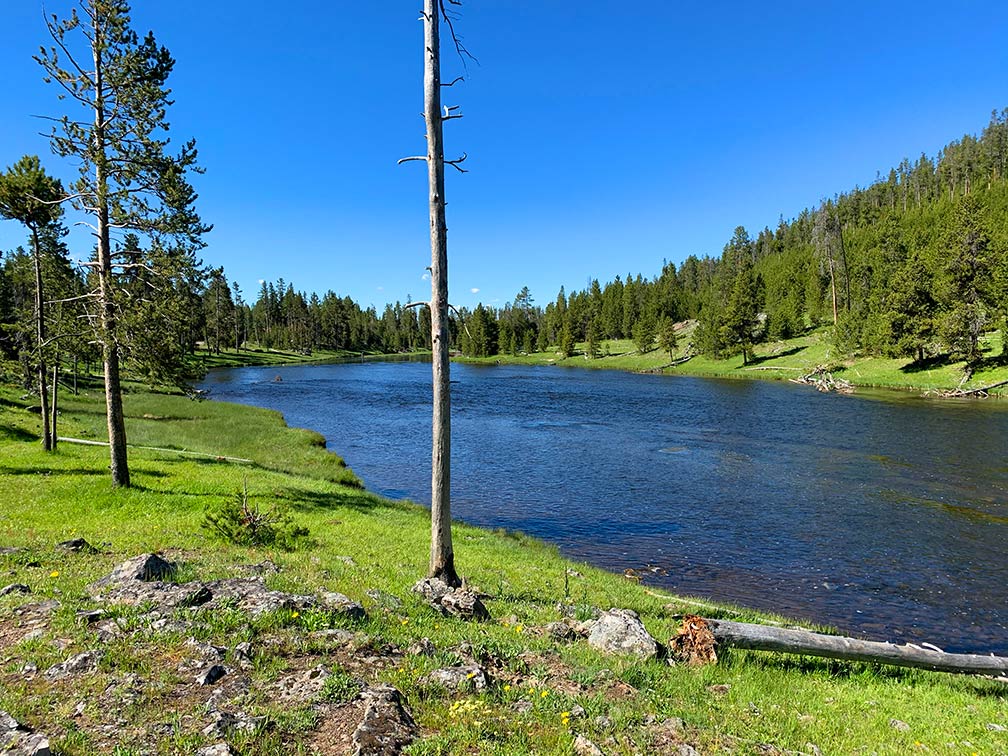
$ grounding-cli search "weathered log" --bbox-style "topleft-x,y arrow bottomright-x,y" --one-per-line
708,618 -> 1008,676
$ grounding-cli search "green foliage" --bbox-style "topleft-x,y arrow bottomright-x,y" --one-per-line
559,318 -> 575,358
656,316 -> 678,359
0,155 -> 63,231
631,315 -> 655,354
318,668 -> 363,703
202,481 -> 310,550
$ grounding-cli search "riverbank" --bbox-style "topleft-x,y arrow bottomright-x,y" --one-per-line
459,325 -> 1008,397
189,345 -> 430,372
1,379 -> 1005,753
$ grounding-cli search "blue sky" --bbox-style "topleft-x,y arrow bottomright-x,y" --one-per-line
1,1 -> 1007,311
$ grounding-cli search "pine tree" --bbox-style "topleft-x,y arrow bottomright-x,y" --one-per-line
37,1 -> 210,486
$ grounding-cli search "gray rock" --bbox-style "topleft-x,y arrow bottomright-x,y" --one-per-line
308,628 -> 357,646
586,609 -> 658,659
412,577 -> 489,620
440,589 -> 490,621
195,744 -> 233,756
889,718 -> 911,733
271,664 -> 331,703
570,704 -> 586,719
365,588 -> 403,610
318,591 -> 367,621
3,732 -> 51,756
406,637 -> 435,657
676,746 -> 699,756
351,684 -> 417,756
75,609 -> 104,625
196,664 -> 227,686
96,553 -> 176,585
201,711 -> 264,738
420,664 -> 488,691
573,733 -> 605,756
0,584 -> 31,597
511,699 -> 533,714
56,538 -> 98,554
546,621 -> 576,642
44,650 -> 103,680
236,560 -> 279,575
987,723 -> 1007,732
1,710 -> 20,733
661,716 -> 685,732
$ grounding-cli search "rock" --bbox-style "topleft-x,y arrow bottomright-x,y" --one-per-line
411,577 -> 452,604
676,746 -> 699,756
56,538 -> 98,554
195,744 -> 234,756
236,560 -> 279,575
201,711 -> 264,738
586,609 -> 658,659
420,664 -> 488,691
318,591 -> 367,621
75,609 -> 104,625
511,699 -> 533,714
96,553 -> 176,585
441,589 -> 490,621
546,621 -> 576,642
0,547 -> 21,556
570,704 -> 586,719
889,718 -> 910,732
308,628 -> 357,646
660,716 -> 685,732
365,588 -> 403,610
406,637 -> 435,657
197,664 -> 227,686
411,577 -> 489,620
203,577 -> 314,617
707,684 -> 730,696
987,723 -> 1007,732
0,711 -> 51,756
44,650 -> 103,680
573,733 -> 606,756
594,715 -> 612,728
335,555 -> 357,567
271,664 -> 331,703
4,733 -> 51,756
351,684 -> 418,756
0,584 -> 31,597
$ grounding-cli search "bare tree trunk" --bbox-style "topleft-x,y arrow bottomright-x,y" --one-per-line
827,253 -> 838,326
32,228 -> 52,452
93,28 -> 130,488
50,350 -> 59,450
424,0 -> 459,587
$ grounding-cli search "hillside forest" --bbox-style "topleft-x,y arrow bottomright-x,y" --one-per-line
3,109 -> 1008,391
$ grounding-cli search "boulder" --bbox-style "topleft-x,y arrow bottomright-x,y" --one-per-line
44,650 -> 103,680
318,591 -> 366,621
0,584 -> 31,597
412,578 -> 489,621
0,711 -> 50,756
351,684 -> 418,756
586,609 -> 658,659
573,733 -> 605,756
94,553 -> 175,586
271,664 -> 332,703
420,664 -> 488,691
56,538 -> 98,554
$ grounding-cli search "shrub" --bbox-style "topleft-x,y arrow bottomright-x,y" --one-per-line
202,481 -> 310,550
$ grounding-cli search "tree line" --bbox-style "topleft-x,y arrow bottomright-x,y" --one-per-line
456,108 -> 1008,369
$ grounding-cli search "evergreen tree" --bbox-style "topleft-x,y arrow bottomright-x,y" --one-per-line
38,0 -> 210,486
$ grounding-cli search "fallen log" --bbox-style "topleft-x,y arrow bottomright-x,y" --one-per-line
926,378 -> 1008,399
706,618 -> 1008,676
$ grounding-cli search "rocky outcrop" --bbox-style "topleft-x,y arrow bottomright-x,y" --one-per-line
412,578 -> 489,621
351,684 -> 418,756
1,711 -> 51,756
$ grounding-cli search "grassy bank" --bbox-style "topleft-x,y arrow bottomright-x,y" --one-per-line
460,325 -> 1008,396
189,345 -> 429,372
1,381 -> 1006,754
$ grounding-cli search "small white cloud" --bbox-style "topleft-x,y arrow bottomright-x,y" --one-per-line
470,287 -> 480,294
377,286 -> 384,291
421,272 -> 430,281
258,279 -> 265,285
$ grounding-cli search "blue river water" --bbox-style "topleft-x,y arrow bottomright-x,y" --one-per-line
201,360 -> 1008,654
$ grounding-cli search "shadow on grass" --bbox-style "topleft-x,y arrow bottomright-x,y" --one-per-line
0,465 -> 107,477
747,345 -> 807,366
0,425 -> 38,443
899,354 -> 956,374
273,485 -> 398,512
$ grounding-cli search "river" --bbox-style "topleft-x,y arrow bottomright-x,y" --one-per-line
200,360 -> 1008,654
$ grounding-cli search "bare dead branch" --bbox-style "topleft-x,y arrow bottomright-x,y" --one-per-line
447,303 -> 473,342
438,0 -> 478,67
441,76 -> 464,87
398,156 -> 428,165
445,153 -> 468,173
404,301 -> 430,310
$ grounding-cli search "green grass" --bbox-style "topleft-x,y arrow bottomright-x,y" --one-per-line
0,380 -> 1005,754
462,324 -> 1008,397
190,344 -> 429,371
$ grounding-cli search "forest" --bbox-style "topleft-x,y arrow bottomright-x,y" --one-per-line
3,108 -> 1008,395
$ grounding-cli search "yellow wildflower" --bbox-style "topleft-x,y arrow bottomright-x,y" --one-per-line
50,570 -> 59,578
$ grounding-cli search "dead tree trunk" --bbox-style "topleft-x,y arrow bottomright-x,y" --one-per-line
423,0 -> 458,586
50,350 -> 59,450
708,618 -> 1008,676
31,227 -> 52,452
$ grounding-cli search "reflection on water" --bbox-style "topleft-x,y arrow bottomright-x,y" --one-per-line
201,361 -> 1008,654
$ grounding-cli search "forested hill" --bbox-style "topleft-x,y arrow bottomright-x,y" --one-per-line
458,108 -> 1008,370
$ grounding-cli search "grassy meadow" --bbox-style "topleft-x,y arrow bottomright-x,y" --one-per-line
0,374 -> 1005,754
460,324 -> 1008,397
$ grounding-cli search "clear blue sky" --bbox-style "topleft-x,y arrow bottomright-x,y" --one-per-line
1,1 -> 1006,311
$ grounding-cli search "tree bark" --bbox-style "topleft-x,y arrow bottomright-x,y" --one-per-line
93,21 -> 130,488
424,0 -> 459,587
32,227 -> 52,452
50,351 -> 59,450
708,618 -> 1008,676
